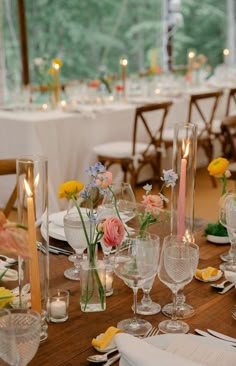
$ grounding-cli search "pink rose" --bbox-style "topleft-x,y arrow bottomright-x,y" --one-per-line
102,217 -> 125,247
96,171 -> 112,189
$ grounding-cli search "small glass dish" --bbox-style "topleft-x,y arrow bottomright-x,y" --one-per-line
194,269 -> 223,282
93,333 -> 116,353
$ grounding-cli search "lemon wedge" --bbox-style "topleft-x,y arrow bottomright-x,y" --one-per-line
91,326 -> 122,349
195,267 -> 219,281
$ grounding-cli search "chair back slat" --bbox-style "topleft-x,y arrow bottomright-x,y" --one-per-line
221,116 -> 236,161
225,88 -> 236,116
132,101 -> 172,156
0,159 -> 17,217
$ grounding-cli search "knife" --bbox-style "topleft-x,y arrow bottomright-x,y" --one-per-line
195,329 -> 236,347
207,329 -> 236,343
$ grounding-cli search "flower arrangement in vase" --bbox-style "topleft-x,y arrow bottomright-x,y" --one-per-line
205,157 -> 231,243
137,169 -> 178,238
58,162 -> 125,312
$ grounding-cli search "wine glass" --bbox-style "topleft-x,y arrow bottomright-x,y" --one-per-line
101,182 -> 136,225
0,309 -> 41,366
63,211 -> 89,280
135,274 -> 161,315
158,235 -> 199,334
114,234 -> 160,336
219,191 -> 236,271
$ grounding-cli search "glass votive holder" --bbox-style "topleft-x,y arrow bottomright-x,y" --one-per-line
105,265 -> 114,297
48,289 -> 69,323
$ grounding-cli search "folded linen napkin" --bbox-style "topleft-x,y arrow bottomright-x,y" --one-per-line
114,333 -> 203,366
0,268 -> 18,281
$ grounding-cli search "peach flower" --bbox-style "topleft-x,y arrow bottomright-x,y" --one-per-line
102,217 -> 125,247
96,171 -> 112,189
142,194 -> 163,210
0,212 -> 29,258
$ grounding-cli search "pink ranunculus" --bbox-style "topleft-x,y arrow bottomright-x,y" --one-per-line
96,171 -> 113,189
102,217 -> 125,247
145,204 -> 162,216
142,194 -> 163,209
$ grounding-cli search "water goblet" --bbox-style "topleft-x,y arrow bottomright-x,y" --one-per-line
101,182 -> 136,225
135,274 -> 161,315
0,309 -> 41,366
114,234 -> 160,336
63,211 -> 89,280
0,309 -> 19,366
219,191 -> 236,270
158,235 -> 199,334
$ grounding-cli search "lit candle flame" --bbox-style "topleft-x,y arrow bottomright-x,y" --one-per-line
223,48 -> 230,56
52,62 -> 60,70
188,51 -> 195,59
120,58 -> 128,66
182,141 -> 190,159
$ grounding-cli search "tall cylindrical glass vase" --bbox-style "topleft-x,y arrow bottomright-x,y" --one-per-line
171,123 -> 197,241
16,156 -> 49,341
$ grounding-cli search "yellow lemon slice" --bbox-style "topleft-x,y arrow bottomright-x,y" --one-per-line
91,326 -> 122,349
195,267 -> 219,281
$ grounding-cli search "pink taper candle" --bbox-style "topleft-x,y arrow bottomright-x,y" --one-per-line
177,141 -> 189,237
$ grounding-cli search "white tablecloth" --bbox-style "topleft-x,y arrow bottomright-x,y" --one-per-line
0,88 -> 228,213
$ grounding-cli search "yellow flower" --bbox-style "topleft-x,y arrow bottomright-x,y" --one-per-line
52,58 -> 63,68
207,157 -> 229,178
58,180 -> 84,199
0,287 -> 15,308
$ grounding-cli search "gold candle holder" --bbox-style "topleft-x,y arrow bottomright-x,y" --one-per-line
119,56 -> 128,98
52,58 -> 62,105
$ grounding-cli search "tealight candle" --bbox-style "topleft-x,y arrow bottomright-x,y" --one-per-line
48,289 -> 69,323
105,266 -> 114,297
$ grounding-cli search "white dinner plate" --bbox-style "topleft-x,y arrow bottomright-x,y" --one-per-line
93,333 -> 116,353
207,235 -> 230,245
194,269 -> 223,283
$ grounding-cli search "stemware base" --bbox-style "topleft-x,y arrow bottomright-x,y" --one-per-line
220,250 -> 232,262
162,302 -> 195,319
158,319 -> 189,334
219,261 -> 236,271
136,302 -> 161,316
64,267 -> 80,281
117,318 -> 152,337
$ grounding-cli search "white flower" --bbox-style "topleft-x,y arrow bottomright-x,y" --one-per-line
34,57 -> 44,66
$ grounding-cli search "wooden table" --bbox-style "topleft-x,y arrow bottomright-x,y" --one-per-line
30,232 -> 236,366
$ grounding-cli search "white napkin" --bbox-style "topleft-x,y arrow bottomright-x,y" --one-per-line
0,268 -> 18,281
114,333 -> 203,366
224,270 -> 236,286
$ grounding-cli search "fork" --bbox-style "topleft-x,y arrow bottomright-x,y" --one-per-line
143,326 -> 160,338
232,309 -> 236,320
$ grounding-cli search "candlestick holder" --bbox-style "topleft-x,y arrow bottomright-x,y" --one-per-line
119,56 -> 128,99
162,123 -> 197,320
16,156 -> 49,341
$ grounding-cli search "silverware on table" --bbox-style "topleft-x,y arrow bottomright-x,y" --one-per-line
210,280 -> 231,290
207,329 -> 236,343
217,283 -> 235,294
103,354 -> 120,366
195,329 -> 236,347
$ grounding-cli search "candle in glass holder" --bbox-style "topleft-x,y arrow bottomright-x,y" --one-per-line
119,57 -> 128,98
49,289 -> 69,323
52,60 -> 61,105
223,48 -> 230,65
177,141 -> 189,237
24,179 -> 42,314
105,266 -> 114,297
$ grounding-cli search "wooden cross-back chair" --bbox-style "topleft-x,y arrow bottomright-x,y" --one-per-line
225,88 -> 236,117
0,159 -> 17,217
187,90 -> 223,187
93,101 -> 173,188
221,115 -> 236,181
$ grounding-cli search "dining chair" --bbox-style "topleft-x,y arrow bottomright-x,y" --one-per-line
187,90 -> 223,187
0,159 -> 17,217
225,88 -> 236,117
221,115 -> 236,181
93,102 -> 173,188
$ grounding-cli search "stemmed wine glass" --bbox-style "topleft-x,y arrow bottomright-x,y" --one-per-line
98,182 -> 137,262
219,191 -> 236,271
0,309 -> 41,366
135,274 -> 161,315
63,211 -> 89,280
158,235 -> 199,334
114,234 -> 160,336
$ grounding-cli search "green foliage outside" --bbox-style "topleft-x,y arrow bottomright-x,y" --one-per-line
1,0 -> 232,90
